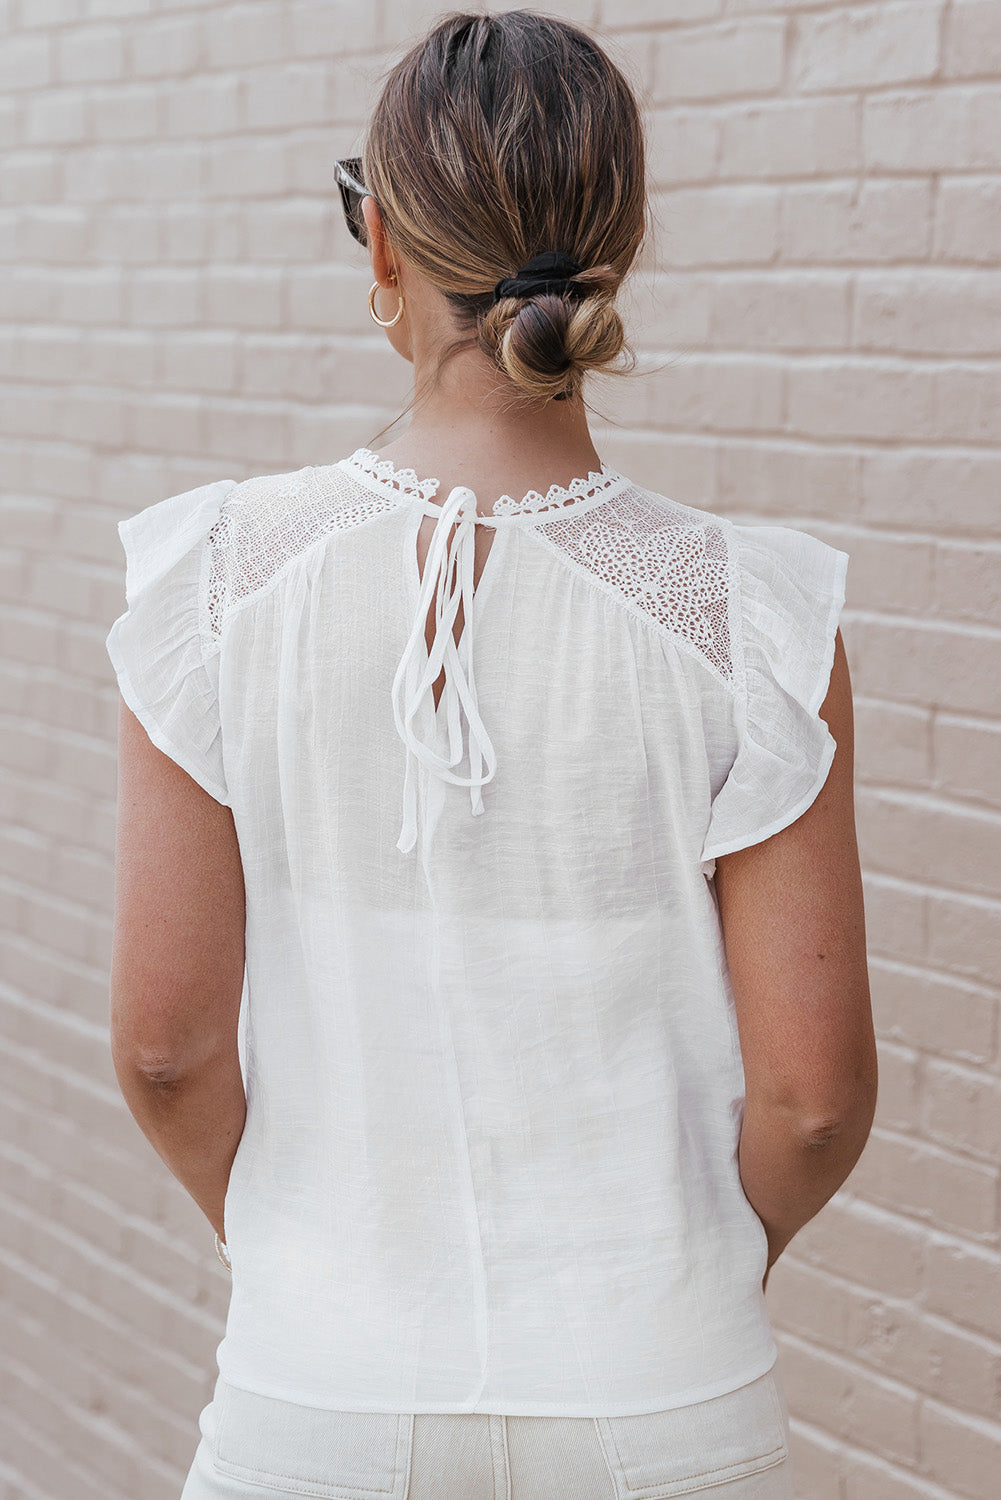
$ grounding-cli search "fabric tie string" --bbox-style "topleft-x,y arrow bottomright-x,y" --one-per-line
391,485 -> 498,854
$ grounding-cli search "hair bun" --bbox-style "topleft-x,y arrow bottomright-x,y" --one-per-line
480,263 -> 627,403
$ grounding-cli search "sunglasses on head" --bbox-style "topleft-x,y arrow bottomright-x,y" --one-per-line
334,158 -> 370,247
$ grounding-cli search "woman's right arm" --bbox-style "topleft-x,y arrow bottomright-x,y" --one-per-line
713,628 -> 878,1284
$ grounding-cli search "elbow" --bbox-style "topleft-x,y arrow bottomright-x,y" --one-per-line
781,1023 -> 880,1147
760,1046 -> 879,1151
110,1014 -> 199,1089
796,1114 -> 854,1150
112,1040 -> 190,1091
795,1077 -> 879,1152
110,997 -> 225,1087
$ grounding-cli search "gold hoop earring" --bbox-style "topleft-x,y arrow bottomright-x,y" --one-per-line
369,280 -> 405,327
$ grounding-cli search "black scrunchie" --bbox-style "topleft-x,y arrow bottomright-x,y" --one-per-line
492,250 -> 586,304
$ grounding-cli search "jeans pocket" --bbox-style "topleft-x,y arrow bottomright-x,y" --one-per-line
211,1379 -> 415,1499
593,1369 -> 789,1498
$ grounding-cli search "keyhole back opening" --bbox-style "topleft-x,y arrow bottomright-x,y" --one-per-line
415,514 -> 497,716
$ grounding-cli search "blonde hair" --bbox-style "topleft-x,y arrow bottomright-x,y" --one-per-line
362,9 -> 648,408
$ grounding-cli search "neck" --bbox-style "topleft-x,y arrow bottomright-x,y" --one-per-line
376,334 -> 604,491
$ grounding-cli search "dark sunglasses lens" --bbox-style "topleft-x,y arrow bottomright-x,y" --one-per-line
337,162 -> 367,245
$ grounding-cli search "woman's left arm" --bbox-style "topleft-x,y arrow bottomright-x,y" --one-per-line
109,697 -> 247,1244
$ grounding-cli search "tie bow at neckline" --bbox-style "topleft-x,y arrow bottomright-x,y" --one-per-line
390,484 -> 497,854
332,448 -> 634,856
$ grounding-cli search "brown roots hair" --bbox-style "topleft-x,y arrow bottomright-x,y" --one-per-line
361,9 -> 648,415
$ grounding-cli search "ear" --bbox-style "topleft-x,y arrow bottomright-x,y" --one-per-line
362,195 -> 397,285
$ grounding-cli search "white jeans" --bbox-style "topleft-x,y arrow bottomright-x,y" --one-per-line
180,1363 -> 795,1499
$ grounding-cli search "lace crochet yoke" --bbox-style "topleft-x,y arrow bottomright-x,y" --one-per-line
202,452 -> 735,689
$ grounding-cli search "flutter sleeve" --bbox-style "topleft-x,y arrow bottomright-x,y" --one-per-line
105,477 -> 239,806
699,520 -> 850,874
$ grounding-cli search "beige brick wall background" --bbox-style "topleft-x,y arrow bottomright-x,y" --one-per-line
1,0 -> 999,1496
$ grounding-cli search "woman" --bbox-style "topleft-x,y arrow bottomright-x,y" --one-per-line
106,11 -> 876,1499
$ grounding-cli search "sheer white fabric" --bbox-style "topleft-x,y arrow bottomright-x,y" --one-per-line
105,450 -> 849,1417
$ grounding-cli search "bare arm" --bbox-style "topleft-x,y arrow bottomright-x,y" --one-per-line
109,697 -> 247,1243
712,628 -> 877,1284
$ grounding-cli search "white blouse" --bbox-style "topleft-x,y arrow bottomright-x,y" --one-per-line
105,447 -> 849,1417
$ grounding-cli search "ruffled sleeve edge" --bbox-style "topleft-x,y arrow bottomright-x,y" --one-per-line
699,523 -> 849,870
106,622 -> 232,806
105,478 -> 237,807
699,731 -> 839,865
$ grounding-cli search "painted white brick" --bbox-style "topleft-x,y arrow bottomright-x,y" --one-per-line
601,0 -> 722,24
202,267 -> 283,328
930,172 -> 1001,267
127,15 -> 201,80
241,201 -> 327,262
25,89 -> 89,145
934,363 -> 1001,444
781,178 -> 934,263
934,175 -> 1001,262
1,148 -> 60,204
785,357 -> 937,441
125,269 -> 200,328
91,84 -> 159,143
18,207 -> 90,264
647,107 -> 720,185
202,137 -> 289,198
652,17 -> 786,103
55,25 -> 126,85
160,332 -> 238,394
933,715 -> 1001,809
651,184 -> 780,265
290,0 -> 382,58
0,33 -> 51,92
791,2 -> 943,93
859,447 -> 1001,534
89,0 -> 156,15
163,75 -> 240,138
718,96 -> 861,180
920,1399 -> 1001,1497
716,438 -> 859,519
163,202 -> 243,263
203,3 -> 287,70
18,0 -> 84,23
91,206 -> 158,264
780,1335 -> 921,1468
944,0 -> 1001,81
119,143 -> 201,202
852,269 -> 1001,355
240,63 -> 330,131
329,55 -> 383,124
865,86 -> 1001,172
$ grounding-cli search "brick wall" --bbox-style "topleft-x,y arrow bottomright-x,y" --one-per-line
1,2 -> 998,1497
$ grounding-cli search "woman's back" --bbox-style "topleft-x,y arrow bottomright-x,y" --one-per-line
108,443 -> 851,1414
